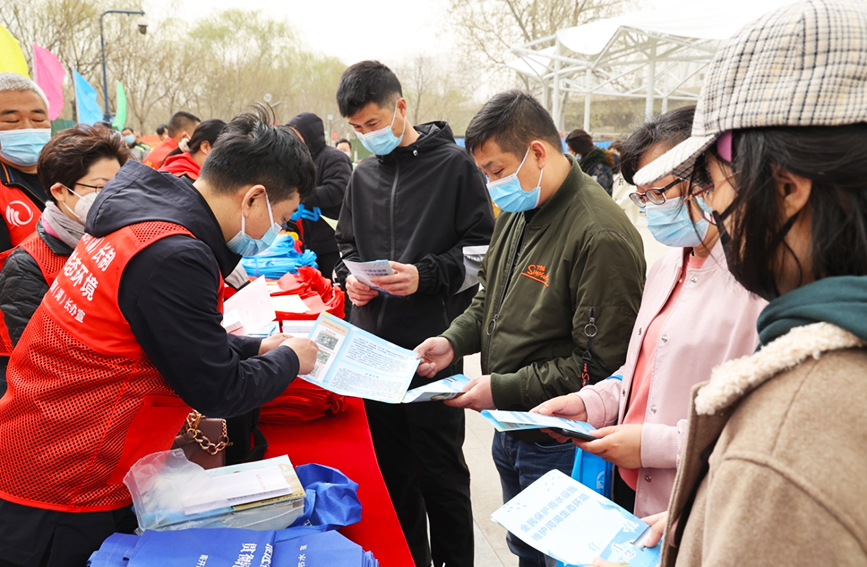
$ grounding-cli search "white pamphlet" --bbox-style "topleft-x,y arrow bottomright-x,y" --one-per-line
222,276 -> 275,335
492,469 -> 661,567
301,313 -> 421,403
271,294 -> 310,314
182,465 -> 292,516
342,259 -> 393,293
480,410 -> 599,441
402,374 -> 471,403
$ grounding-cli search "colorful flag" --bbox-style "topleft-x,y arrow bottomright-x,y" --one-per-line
73,70 -> 102,125
32,44 -> 65,120
0,24 -> 29,78
111,81 -> 126,130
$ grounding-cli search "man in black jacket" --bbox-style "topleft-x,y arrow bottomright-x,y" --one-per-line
334,60 -> 495,567
286,112 -> 352,280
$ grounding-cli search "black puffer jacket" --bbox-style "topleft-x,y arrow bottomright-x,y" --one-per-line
0,221 -> 73,383
286,113 -> 352,257
335,121 -> 495,384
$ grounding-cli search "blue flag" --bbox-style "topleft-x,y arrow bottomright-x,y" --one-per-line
73,70 -> 103,125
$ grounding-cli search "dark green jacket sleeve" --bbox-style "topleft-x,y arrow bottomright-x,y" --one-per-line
490,228 -> 644,410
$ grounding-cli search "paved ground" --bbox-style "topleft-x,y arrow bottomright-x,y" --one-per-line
464,198 -> 666,566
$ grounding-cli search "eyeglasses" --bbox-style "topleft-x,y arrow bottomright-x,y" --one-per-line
628,177 -> 683,208
74,182 -> 106,193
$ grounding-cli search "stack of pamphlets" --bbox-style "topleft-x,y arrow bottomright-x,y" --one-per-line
402,374 -> 470,402
480,410 -> 599,441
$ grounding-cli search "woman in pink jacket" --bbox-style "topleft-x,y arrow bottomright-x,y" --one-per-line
533,105 -> 766,517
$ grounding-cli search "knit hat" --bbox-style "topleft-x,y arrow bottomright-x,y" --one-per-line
634,0 -> 867,187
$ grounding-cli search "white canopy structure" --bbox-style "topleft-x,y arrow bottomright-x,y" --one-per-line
508,0 -> 792,130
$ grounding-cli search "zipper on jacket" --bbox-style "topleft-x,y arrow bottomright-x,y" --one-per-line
376,162 -> 401,335
485,218 -> 527,370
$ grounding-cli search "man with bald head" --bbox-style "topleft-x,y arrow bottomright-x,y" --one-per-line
0,73 -> 51,253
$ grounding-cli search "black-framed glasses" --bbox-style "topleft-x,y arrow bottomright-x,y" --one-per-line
74,182 -> 105,193
629,177 -> 682,208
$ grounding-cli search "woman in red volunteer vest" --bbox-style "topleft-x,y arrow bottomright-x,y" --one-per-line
159,118 -> 226,181
0,124 -> 129,393
0,108 -> 319,567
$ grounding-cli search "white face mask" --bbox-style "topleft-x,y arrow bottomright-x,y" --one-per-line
61,188 -> 98,225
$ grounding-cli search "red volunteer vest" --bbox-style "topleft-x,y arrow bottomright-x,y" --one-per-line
0,232 -> 68,357
0,221 -> 219,513
0,178 -> 42,250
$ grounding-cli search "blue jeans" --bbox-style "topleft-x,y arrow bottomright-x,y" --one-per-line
492,431 -> 576,567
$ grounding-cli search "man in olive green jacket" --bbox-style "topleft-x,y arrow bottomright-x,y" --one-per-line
416,91 -> 645,567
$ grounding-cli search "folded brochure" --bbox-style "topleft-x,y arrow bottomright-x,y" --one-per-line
492,469 -> 661,566
402,374 -> 470,403
301,313 -> 421,404
480,410 -> 599,441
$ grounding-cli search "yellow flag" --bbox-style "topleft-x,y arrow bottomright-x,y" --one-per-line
0,24 -> 29,78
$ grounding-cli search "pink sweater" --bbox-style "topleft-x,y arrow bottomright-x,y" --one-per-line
576,240 -> 766,516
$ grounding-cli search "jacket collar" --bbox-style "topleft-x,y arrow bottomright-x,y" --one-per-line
529,155 -> 583,227
694,322 -> 865,415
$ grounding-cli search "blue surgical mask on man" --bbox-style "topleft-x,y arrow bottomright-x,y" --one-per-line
226,191 -> 281,257
355,101 -> 406,156
486,147 -> 544,213
124,134 -> 135,145
0,128 -> 51,167
645,196 -> 711,248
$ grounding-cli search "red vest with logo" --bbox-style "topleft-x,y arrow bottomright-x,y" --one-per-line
0,221 -> 217,512
0,232 -> 68,356
0,177 -> 42,251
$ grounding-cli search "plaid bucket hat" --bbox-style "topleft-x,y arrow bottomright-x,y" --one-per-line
634,0 -> 867,187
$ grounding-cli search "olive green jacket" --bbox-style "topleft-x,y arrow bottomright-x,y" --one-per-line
442,158 -> 646,436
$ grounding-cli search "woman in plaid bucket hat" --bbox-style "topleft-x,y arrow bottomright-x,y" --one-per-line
623,0 -> 867,565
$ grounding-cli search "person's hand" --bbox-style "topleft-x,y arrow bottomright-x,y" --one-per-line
345,275 -> 379,307
281,337 -> 318,375
573,424 -> 643,469
531,394 -> 589,442
369,261 -> 419,296
258,333 -> 295,355
639,511 -> 667,548
445,374 -> 494,412
414,337 -> 456,378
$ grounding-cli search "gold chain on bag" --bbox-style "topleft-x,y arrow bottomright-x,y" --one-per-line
185,411 -> 229,455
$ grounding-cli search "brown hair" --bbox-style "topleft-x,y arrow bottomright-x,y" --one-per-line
37,124 -> 130,202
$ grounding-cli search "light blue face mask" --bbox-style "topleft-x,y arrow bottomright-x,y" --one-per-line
227,191 -> 281,257
486,148 -> 543,213
355,102 -> 406,156
124,134 -> 135,145
645,196 -> 712,248
0,128 -> 51,167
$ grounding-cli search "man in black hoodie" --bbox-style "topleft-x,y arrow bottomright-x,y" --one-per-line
0,109 -> 319,566
286,112 -> 352,280
335,61 -> 495,567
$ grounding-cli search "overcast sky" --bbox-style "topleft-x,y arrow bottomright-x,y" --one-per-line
142,0 -> 793,67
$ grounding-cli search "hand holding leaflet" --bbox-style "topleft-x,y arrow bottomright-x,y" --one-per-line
301,313 -> 421,403
342,259 -> 394,294
480,410 -> 599,441
491,469 -> 661,567
402,374 -> 470,403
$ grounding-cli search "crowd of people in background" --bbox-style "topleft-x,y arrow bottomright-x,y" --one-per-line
0,1 -> 864,566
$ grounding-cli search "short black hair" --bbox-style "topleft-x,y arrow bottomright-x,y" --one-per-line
121,126 -> 133,135
336,60 -> 402,118
200,105 -> 315,203
156,124 -> 168,136
620,105 -> 695,185
336,138 -> 351,147
167,111 -> 201,137
464,90 -> 561,158
188,119 -> 226,154
38,124 -> 130,203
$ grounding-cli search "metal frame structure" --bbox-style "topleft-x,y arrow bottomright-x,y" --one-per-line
509,26 -> 719,130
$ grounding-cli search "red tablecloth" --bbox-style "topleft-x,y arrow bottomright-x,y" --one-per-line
260,397 -> 414,567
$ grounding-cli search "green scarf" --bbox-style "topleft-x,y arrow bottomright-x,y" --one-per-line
757,275 -> 867,346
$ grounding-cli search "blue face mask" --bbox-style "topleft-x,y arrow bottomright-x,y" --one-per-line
645,196 -> 711,248
355,102 -> 406,156
486,148 -> 543,213
124,134 -> 135,145
0,128 -> 51,167
227,191 -> 281,257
